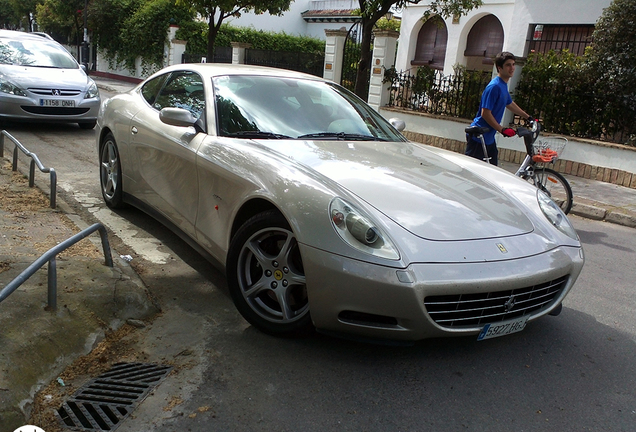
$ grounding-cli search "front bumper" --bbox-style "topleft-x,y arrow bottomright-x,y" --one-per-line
0,93 -> 100,123
302,244 -> 584,342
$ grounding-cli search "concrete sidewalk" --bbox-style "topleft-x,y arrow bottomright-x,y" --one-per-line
499,160 -> 636,228
0,163 -> 159,431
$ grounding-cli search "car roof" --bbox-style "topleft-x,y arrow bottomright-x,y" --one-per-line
153,63 -> 326,82
0,29 -> 52,41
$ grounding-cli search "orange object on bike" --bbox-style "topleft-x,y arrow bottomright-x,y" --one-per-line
532,149 -> 558,163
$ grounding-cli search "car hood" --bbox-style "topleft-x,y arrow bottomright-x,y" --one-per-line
263,139 -> 535,241
0,65 -> 89,88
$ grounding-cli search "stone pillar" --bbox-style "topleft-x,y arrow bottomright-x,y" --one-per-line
367,30 -> 399,111
231,42 -> 252,64
166,25 -> 186,66
323,28 -> 348,83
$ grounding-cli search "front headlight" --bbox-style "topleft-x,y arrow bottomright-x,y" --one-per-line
85,80 -> 99,99
0,76 -> 26,96
537,191 -> 578,240
329,197 -> 400,260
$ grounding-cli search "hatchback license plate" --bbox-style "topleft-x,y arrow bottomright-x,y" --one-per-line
477,316 -> 528,341
40,99 -> 75,107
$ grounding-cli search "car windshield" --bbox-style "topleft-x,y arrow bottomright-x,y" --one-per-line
213,75 -> 407,142
0,37 -> 78,68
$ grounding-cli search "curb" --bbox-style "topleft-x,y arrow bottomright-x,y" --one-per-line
570,202 -> 636,228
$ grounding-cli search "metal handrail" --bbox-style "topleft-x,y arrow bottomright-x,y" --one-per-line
0,223 -> 113,311
0,129 -> 57,208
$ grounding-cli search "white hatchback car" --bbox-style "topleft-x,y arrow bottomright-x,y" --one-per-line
0,30 -> 100,129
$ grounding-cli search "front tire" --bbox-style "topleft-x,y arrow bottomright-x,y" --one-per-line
99,133 -> 125,209
535,168 -> 573,214
226,210 -> 312,336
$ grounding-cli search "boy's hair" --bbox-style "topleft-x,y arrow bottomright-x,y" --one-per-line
495,52 -> 516,71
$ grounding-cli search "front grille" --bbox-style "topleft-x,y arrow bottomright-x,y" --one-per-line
56,362 -> 172,431
29,88 -> 82,96
22,106 -> 90,115
424,276 -> 568,328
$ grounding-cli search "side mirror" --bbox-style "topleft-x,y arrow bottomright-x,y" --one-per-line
160,107 -> 206,134
160,107 -> 197,127
389,117 -> 405,132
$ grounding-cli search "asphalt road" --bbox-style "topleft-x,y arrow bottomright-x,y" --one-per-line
4,86 -> 635,431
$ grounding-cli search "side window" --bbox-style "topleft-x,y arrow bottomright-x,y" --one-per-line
140,74 -> 168,106
153,71 -> 205,118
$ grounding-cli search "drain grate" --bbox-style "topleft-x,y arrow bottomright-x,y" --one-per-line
56,362 -> 172,431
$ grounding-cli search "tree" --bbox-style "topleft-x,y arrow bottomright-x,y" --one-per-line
9,0 -> 42,31
89,0 -> 193,73
175,0 -> 293,62
586,0 -> 636,139
353,0 -> 482,98
35,0 -> 85,45
0,0 -> 22,29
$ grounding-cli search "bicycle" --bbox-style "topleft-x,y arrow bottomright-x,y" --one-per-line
465,120 -> 573,214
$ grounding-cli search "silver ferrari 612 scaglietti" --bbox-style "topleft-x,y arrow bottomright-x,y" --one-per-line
96,64 -> 584,343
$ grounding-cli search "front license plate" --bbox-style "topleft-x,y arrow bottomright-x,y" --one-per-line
40,99 -> 75,107
477,316 -> 528,341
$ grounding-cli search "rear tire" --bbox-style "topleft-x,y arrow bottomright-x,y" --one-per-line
226,210 -> 313,337
99,133 -> 125,209
534,168 -> 573,214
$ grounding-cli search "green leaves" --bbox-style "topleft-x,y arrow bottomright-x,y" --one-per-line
515,0 -> 636,145
89,0 -> 194,73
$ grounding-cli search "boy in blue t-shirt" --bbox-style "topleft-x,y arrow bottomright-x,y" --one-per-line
465,51 -> 532,165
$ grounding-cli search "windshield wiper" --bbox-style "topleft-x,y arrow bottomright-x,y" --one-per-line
297,132 -> 387,141
224,130 -> 292,140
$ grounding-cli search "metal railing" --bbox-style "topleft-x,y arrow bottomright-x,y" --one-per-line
0,223 -> 113,311
384,67 -> 492,120
0,130 -> 57,208
245,49 -> 325,77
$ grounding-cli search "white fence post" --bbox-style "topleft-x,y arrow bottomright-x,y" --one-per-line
166,24 -> 187,66
323,28 -> 348,83
231,42 -> 252,64
367,29 -> 399,111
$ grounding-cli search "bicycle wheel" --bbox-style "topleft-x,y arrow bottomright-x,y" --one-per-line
534,168 -> 573,214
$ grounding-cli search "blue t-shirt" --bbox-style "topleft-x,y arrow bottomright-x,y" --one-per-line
470,76 -> 512,145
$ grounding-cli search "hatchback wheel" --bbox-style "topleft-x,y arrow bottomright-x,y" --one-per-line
227,210 -> 312,336
99,133 -> 125,208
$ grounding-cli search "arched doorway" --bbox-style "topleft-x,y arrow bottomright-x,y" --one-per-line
411,15 -> 448,70
464,14 -> 504,71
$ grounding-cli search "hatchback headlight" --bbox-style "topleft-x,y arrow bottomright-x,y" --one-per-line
85,80 -> 99,99
0,76 -> 26,97
537,191 -> 578,240
329,197 -> 400,260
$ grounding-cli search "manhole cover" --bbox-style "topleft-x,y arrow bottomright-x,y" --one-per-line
56,362 -> 172,431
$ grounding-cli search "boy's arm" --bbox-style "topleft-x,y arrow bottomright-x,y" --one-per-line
480,108 -> 504,133
506,101 -> 531,120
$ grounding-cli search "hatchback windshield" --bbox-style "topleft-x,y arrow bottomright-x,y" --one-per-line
0,37 -> 78,68
213,75 -> 407,142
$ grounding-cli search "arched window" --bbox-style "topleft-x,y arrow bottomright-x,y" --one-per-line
464,15 -> 504,63
412,16 -> 447,70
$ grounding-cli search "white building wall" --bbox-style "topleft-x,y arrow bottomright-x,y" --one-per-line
395,0 -> 611,75
225,0 -> 356,40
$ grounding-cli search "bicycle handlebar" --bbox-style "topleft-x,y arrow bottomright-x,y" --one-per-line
516,119 -> 541,156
